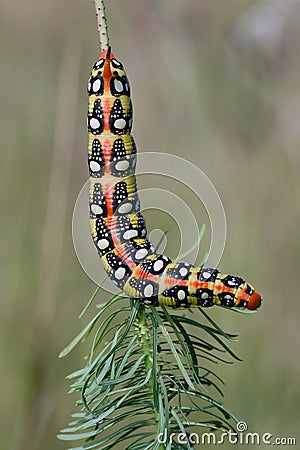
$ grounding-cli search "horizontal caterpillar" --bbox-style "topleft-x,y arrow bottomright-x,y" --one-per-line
87,49 -> 262,311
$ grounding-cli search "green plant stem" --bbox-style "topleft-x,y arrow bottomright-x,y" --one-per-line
93,0 -> 110,51
136,305 -> 165,450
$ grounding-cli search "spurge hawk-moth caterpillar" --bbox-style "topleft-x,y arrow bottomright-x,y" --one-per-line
87,47 -> 262,311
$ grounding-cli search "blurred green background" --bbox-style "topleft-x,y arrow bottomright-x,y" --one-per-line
1,0 -> 299,449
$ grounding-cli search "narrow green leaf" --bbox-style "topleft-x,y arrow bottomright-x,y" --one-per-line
99,355 -> 145,386
198,308 -> 239,341
171,409 -> 193,450
59,311 -> 102,358
175,224 -> 206,261
151,308 -> 195,390
79,282 -> 103,319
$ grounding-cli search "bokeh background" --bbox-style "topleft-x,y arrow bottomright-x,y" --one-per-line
1,0 -> 299,449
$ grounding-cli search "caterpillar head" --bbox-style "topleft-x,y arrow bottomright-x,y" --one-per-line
237,284 -> 262,311
247,290 -> 262,310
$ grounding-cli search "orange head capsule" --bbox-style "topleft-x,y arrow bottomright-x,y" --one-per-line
236,283 -> 262,311
247,291 -> 262,310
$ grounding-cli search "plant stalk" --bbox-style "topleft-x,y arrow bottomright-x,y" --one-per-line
136,304 -> 166,450
93,0 -> 110,51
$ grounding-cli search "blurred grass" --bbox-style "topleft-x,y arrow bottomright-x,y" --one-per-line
1,0 -> 299,449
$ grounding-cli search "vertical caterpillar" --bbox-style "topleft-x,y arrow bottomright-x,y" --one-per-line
88,4 -> 262,311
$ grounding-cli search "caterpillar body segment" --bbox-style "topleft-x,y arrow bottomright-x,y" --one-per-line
88,49 -> 262,311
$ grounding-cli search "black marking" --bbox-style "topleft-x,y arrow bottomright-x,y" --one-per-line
222,275 -> 244,289
113,182 -> 140,216
110,137 -> 137,177
218,292 -> 235,308
88,99 -> 104,135
112,181 -> 130,213
162,285 -> 190,308
89,183 -> 107,218
196,288 -> 214,307
138,296 -> 159,307
115,213 -> 147,243
109,99 -> 132,135
105,252 -> 131,288
111,138 -> 127,158
244,284 -> 253,296
129,277 -> 158,298
110,154 -> 137,178
111,58 -> 124,69
88,139 -> 105,177
237,299 -> 248,308
110,74 -> 130,97
123,239 -> 156,264
139,254 -> 171,276
88,72 -> 104,96
93,59 -> 105,70
92,218 -> 114,256
198,268 -> 219,283
166,262 -> 192,280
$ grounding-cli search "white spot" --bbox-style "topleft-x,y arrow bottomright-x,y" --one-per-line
93,79 -> 101,92
97,238 -> 109,250
115,267 -> 126,280
90,118 -> 100,129
225,294 -> 232,300
112,59 -> 122,68
201,292 -> 209,299
227,279 -> 236,286
118,202 -> 132,214
135,248 -> 148,260
115,160 -> 130,172
88,82 -> 91,91
179,267 -> 188,277
178,290 -> 186,300
95,59 -> 104,69
114,118 -> 126,129
91,204 -> 103,215
202,271 -> 211,279
153,259 -> 164,272
123,229 -> 138,240
90,160 -> 101,172
114,79 -> 124,92
144,284 -> 154,297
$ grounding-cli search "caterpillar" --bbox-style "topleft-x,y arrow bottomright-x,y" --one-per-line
88,1 -> 262,311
